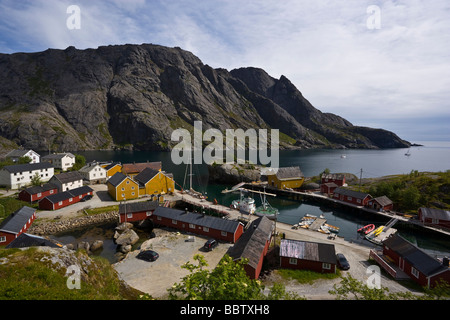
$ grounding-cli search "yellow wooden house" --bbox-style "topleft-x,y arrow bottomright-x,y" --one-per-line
107,172 -> 139,201
268,166 -> 304,190
103,163 -> 123,178
134,167 -> 175,197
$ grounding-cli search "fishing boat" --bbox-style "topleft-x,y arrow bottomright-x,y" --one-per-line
253,186 -> 278,220
357,224 -> 375,235
231,189 -> 256,215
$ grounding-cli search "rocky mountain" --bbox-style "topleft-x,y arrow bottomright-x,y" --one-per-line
0,44 -> 410,153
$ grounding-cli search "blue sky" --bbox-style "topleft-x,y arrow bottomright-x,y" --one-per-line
0,0 -> 449,143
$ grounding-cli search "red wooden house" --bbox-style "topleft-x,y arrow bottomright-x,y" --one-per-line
150,206 -> 244,243
367,196 -> 394,212
0,206 -> 37,246
279,239 -> 337,274
118,201 -> 159,223
333,187 -> 372,206
418,207 -> 450,230
382,234 -> 450,288
38,186 -> 93,210
320,182 -> 338,195
227,216 -> 275,279
18,183 -> 58,203
321,173 -> 345,186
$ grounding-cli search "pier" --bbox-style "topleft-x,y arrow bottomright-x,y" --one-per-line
238,183 -> 450,238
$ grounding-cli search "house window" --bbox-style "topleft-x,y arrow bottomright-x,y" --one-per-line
411,267 -> 420,278
322,263 -> 331,270
37,193 -> 42,197
131,192 -> 135,196
121,193 -> 125,198
79,195 -> 82,199
203,227 -> 209,232
347,196 -> 352,201
69,198 -> 73,202
50,190 -> 54,194
121,187 -> 125,191
146,211 -> 152,217
157,216 -> 162,221
127,213 -> 132,219
172,219 -> 177,225
126,180 -> 129,184
0,236 -> 6,243
189,223 -> 196,229
221,231 -> 227,237
289,258 -> 297,265
58,201 -> 63,205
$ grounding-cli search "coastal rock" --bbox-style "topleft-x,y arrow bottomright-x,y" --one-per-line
90,240 -> 104,251
115,222 -> 133,232
207,163 -> 263,184
0,44 -> 410,152
115,229 -> 139,246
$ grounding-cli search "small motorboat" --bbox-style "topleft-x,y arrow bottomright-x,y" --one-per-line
357,224 -> 375,234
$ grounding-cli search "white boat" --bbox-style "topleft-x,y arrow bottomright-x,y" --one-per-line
231,189 -> 256,215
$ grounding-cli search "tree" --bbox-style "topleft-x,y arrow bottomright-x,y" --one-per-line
71,154 -> 86,171
329,274 -> 415,300
168,254 -> 264,300
30,172 -> 42,186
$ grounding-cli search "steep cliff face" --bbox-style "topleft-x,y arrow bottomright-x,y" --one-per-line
0,44 -> 410,153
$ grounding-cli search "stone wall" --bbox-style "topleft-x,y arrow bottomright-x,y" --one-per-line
29,211 -> 119,236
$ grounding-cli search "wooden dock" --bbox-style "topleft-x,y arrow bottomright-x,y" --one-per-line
309,218 -> 327,231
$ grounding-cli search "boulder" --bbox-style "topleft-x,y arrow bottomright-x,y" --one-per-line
90,240 -> 104,251
77,241 -> 90,252
115,229 -> 139,246
115,222 -> 133,231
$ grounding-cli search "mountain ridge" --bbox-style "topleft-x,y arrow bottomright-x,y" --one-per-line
0,43 -> 410,154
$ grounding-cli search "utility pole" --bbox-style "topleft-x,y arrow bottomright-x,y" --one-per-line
359,168 -> 363,191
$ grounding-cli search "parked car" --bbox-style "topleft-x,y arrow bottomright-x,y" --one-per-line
203,239 -> 218,251
80,195 -> 93,202
336,253 -> 350,270
137,250 -> 159,262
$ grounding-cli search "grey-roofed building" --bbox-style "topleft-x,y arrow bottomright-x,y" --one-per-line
118,201 -> 159,223
151,206 -> 244,243
49,171 -> 83,192
268,166 -> 305,190
333,187 -> 372,206
0,162 -> 54,189
4,149 -> 40,164
18,183 -> 59,202
38,186 -> 93,210
41,153 -> 75,171
6,233 -> 63,249
279,239 -> 337,274
418,207 -> 450,230
382,234 -> 450,288
368,195 -> 394,211
0,206 -> 37,246
227,216 -> 274,279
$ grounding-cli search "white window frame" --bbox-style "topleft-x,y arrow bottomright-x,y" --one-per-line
127,213 -> 133,219
221,231 -> 227,237
411,267 -> 420,278
0,236 -> 6,243
289,258 -> 297,265
172,219 -> 177,225
322,263 -> 331,270
189,223 -> 196,229
203,227 -> 209,232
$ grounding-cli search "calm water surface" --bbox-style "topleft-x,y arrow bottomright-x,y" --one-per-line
63,141 -> 450,261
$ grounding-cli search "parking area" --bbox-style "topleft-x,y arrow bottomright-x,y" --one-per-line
113,228 -> 233,299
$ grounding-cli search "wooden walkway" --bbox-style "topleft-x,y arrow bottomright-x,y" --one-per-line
309,218 -> 327,231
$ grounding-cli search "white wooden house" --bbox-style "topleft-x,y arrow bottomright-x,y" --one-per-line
49,171 -> 83,192
0,163 -> 54,189
41,153 -> 75,171
4,149 -> 40,164
78,163 -> 107,184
